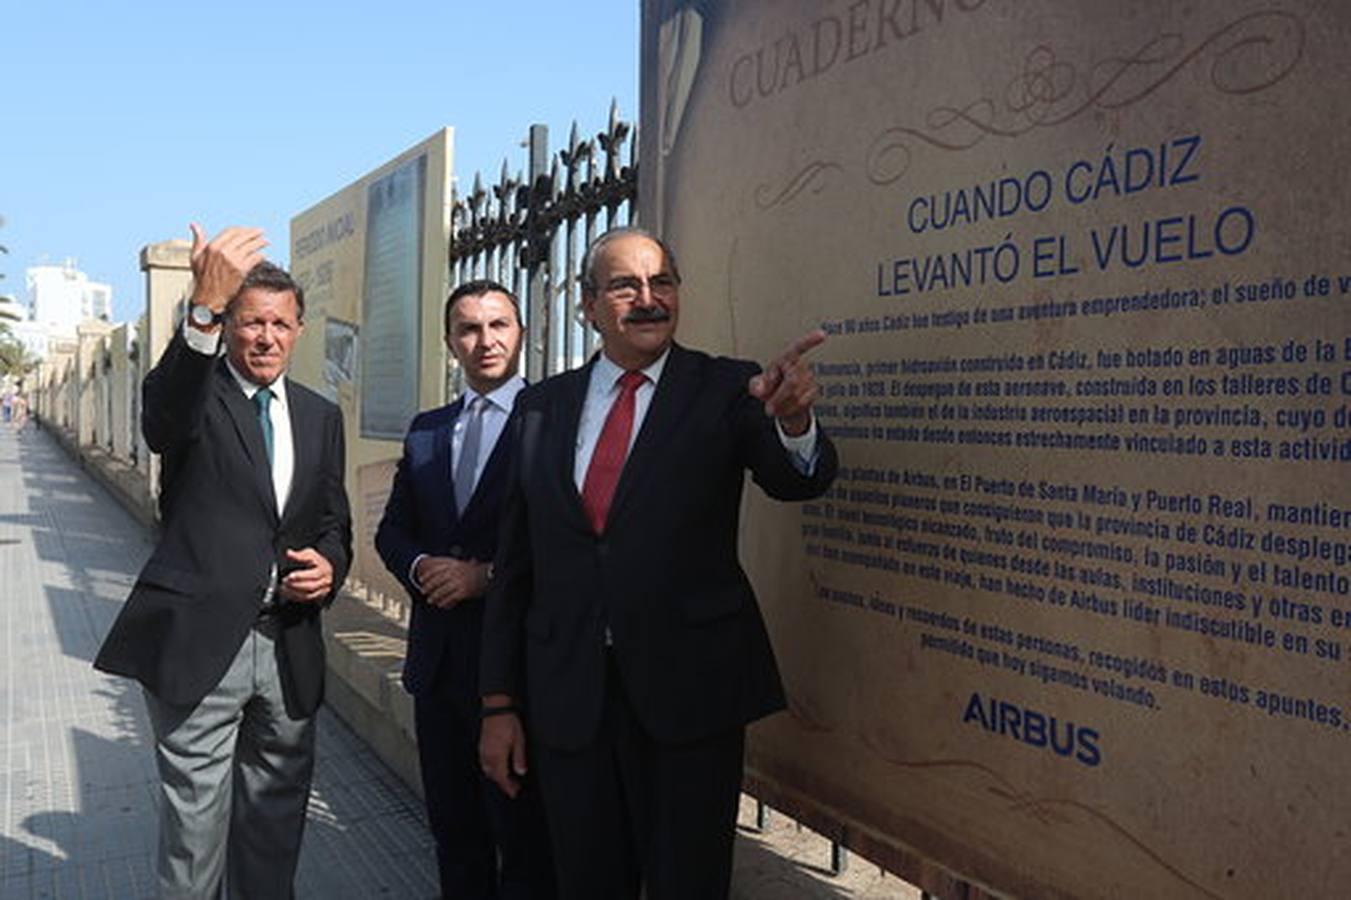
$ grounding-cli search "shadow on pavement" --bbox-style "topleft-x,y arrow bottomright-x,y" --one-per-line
1,425 -> 438,898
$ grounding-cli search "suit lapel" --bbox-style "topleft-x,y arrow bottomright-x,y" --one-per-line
556,362 -> 594,531
215,363 -> 279,522
440,397 -> 465,521
605,344 -> 698,530
282,379 -> 314,526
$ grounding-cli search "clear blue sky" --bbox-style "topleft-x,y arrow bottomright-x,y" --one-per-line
1,1 -> 639,322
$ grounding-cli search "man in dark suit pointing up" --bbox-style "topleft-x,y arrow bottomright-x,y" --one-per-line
479,228 -> 837,899
95,225 -> 352,899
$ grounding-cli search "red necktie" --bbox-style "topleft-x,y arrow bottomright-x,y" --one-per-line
581,370 -> 647,534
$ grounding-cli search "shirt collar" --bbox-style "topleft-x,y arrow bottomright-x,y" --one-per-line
225,359 -> 289,406
593,346 -> 670,392
464,374 -> 525,412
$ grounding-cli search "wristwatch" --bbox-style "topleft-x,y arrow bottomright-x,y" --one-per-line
188,303 -> 223,329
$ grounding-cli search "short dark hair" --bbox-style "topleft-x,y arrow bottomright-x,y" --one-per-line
444,278 -> 521,334
229,262 -> 305,320
580,227 -> 682,295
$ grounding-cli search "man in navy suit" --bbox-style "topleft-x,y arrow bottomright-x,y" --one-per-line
479,229 -> 837,899
376,279 -> 554,899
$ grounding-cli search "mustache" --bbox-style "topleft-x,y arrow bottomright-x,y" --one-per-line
623,306 -> 672,324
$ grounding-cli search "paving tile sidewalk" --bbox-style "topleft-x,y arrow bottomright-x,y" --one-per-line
0,423 -> 920,899
0,424 -> 437,899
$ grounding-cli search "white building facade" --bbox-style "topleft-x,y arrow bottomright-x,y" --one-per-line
20,261 -> 115,358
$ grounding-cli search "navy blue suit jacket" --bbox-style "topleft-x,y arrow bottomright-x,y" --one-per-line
376,395 -> 514,697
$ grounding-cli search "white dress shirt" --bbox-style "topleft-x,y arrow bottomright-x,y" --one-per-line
224,362 -> 295,515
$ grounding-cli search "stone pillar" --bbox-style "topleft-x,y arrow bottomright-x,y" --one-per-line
140,240 -> 191,369
109,324 -> 132,460
133,313 -> 148,475
139,240 -> 192,505
46,339 -> 78,432
75,322 -> 115,448
31,360 -> 50,422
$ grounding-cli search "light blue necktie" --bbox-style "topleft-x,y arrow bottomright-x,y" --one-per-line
454,397 -> 485,509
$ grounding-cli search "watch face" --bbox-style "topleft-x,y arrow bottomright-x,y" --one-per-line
190,304 -> 216,326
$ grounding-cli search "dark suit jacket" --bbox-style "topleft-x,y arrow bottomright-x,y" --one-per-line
95,333 -> 352,718
374,396 -> 514,697
480,343 -> 837,751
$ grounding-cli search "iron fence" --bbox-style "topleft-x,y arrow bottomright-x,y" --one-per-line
448,100 -> 638,383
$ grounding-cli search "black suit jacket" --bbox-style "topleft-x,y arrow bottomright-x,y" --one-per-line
95,333 -> 352,717
480,343 -> 837,751
374,395 -> 514,697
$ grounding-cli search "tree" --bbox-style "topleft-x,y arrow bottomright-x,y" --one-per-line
0,334 -> 35,378
0,217 -> 35,378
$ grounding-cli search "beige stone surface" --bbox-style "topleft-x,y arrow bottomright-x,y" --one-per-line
74,321 -> 114,448
138,238 -> 192,503
108,324 -> 132,459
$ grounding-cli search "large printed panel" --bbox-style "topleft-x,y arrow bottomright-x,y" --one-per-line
290,130 -> 453,597
360,155 -> 427,440
641,3 -> 1349,898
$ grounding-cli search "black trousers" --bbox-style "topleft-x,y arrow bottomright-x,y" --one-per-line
533,654 -> 745,900
414,662 -> 555,900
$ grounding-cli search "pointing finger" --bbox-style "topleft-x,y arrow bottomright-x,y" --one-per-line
777,328 -> 827,365
189,223 -> 206,260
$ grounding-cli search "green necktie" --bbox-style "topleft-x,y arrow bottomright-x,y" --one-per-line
253,387 -> 274,466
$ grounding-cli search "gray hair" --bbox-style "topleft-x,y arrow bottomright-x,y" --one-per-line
579,226 -> 682,294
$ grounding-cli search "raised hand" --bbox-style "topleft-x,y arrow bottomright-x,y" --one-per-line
748,328 -> 826,436
188,223 -> 268,313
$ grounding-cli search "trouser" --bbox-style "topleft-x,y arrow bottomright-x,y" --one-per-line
143,619 -> 316,900
533,653 -> 745,900
414,657 -> 556,899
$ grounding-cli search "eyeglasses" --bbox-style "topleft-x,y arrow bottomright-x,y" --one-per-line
602,273 -> 681,302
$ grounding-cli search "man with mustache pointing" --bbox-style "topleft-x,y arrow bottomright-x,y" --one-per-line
479,227 -> 838,899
